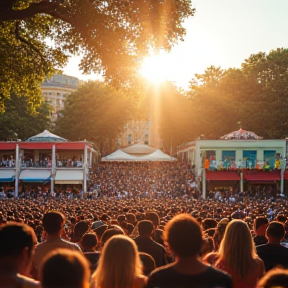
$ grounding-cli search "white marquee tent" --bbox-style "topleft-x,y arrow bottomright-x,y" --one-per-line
101,149 -> 136,161
101,145 -> 176,162
138,149 -> 176,161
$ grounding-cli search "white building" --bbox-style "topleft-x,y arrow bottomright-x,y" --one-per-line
41,74 -> 79,122
177,129 -> 287,198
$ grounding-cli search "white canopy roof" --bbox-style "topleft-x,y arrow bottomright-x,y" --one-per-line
121,144 -> 156,155
138,149 -> 176,161
27,130 -> 67,142
102,148 -> 176,162
101,149 -> 136,161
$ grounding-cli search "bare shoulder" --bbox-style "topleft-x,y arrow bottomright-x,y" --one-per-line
135,275 -> 148,288
254,256 -> 265,276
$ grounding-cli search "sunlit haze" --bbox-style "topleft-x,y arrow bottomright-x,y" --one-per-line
62,0 -> 288,89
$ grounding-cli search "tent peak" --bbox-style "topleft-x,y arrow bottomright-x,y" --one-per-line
26,130 -> 67,142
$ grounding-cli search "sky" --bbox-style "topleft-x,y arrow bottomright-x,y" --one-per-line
62,0 -> 288,89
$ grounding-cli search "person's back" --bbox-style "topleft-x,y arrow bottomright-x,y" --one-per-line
91,235 -> 147,288
33,211 -> 82,276
256,221 -> 288,271
146,214 -> 232,288
214,220 -> 265,288
134,220 -> 166,267
253,216 -> 268,246
0,222 -> 40,288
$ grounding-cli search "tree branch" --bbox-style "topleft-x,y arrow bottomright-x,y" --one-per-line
14,21 -> 45,61
0,1 -> 67,22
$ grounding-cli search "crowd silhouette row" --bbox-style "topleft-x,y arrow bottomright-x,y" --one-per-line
1,161 -> 288,288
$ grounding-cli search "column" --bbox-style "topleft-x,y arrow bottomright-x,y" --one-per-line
202,168 -> 206,199
83,145 -> 88,192
15,144 -> 19,197
281,171 -> 284,195
89,150 -> 92,167
51,145 -> 55,193
240,170 -> 244,193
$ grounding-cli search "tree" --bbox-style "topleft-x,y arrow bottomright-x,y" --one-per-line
0,93 -> 51,140
187,49 -> 288,140
0,0 -> 195,111
54,81 -> 133,154
188,66 -> 230,138
241,48 -> 288,138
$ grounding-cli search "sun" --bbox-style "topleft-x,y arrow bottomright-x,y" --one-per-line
140,53 -> 172,83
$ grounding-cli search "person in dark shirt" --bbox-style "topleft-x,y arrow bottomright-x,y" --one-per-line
146,214 -> 232,288
134,220 -> 166,267
81,233 -> 100,274
253,216 -> 268,246
256,221 -> 288,271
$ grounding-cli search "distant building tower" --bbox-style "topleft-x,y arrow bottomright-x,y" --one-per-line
41,74 -> 79,122
119,120 -> 150,147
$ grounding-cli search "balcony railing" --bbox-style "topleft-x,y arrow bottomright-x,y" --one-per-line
204,159 -> 284,171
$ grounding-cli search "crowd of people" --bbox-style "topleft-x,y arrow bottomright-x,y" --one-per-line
1,161 -> 288,288
88,162 -> 199,198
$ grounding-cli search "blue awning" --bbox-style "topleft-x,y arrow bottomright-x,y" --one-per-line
0,169 -> 15,182
19,170 -> 51,182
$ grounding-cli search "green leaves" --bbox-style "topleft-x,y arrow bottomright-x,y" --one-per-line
187,48 -> 288,140
54,81 -> 133,153
0,0 -> 194,111
0,93 -> 51,141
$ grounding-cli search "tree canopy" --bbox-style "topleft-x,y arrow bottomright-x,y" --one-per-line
54,81 -> 133,154
0,0 -> 194,111
0,93 -> 51,141
187,48 -> 288,139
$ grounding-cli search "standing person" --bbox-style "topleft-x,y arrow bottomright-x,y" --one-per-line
146,214 -> 232,288
40,249 -> 90,288
0,222 -> 40,288
134,220 -> 166,267
33,211 -> 82,278
91,235 -> 146,288
256,221 -> 288,271
253,216 -> 269,246
215,220 -> 265,288
81,232 -> 100,274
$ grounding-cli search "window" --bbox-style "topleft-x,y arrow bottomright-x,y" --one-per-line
264,150 -> 276,168
205,150 -> 216,160
222,150 -> 236,161
222,150 -> 236,169
203,150 -> 216,170
243,150 -> 257,169
127,135 -> 132,145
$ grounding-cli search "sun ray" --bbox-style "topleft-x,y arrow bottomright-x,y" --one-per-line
140,52 -> 171,84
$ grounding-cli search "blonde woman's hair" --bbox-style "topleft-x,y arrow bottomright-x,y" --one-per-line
217,219 -> 257,279
92,235 -> 142,288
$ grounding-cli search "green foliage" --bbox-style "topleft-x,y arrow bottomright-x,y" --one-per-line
54,81 -> 133,153
0,93 -> 51,140
0,0 -> 194,110
187,48 -> 288,139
